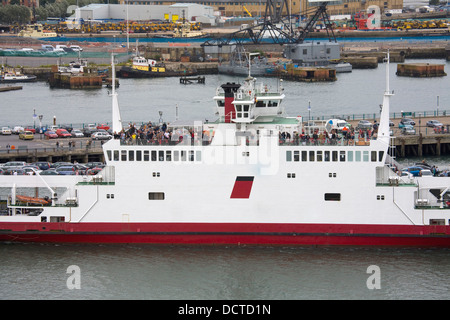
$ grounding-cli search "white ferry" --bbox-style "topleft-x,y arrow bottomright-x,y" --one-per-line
0,54 -> 449,246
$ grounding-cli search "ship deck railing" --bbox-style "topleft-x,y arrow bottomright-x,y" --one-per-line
117,135 -> 375,147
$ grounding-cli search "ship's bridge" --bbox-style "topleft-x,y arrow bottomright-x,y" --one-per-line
213,77 -> 285,124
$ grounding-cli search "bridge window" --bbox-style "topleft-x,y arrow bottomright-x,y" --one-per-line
324,193 -> 341,201
149,192 -> 165,200
371,151 -> 377,162
363,151 -> 369,162
316,151 -> 322,162
286,151 -> 292,162
347,151 -> 353,162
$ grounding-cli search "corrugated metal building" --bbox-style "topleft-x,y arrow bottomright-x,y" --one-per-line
73,3 -> 215,24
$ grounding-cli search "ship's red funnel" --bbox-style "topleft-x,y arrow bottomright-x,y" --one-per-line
221,83 -> 241,123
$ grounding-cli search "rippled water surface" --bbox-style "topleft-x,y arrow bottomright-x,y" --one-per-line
0,243 -> 449,300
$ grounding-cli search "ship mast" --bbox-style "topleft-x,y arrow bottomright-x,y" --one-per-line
111,54 -> 123,134
377,50 -> 393,145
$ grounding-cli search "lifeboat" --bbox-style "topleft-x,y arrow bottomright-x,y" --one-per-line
15,195 -> 51,205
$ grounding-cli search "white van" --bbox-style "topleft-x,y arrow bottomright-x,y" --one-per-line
41,44 -> 55,51
326,119 -> 350,132
70,45 -> 83,52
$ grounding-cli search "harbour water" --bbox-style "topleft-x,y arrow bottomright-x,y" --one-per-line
0,57 -> 450,301
1,243 -> 449,300
1,59 -> 449,128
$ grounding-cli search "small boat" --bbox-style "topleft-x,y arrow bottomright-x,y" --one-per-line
17,24 -> 58,39
218,46 -> 277,77
0,71 -> 37,83
172,20 -> 208,39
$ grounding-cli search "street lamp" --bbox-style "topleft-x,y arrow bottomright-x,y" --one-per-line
308,100 -> 311,123
437,95 -> 439,116
33,109 -> 37,129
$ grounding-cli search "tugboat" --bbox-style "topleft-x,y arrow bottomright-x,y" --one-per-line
117,55 -> 196,78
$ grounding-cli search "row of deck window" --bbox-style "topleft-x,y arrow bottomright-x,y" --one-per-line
286,150 -> 384,162
106,150 -> 202,162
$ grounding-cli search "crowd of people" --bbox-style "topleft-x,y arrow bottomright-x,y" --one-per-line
115,121 -> 210,146
279,127 -> 376,146
115,121 -> 380,147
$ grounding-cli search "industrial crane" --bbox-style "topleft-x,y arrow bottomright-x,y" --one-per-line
201,1 -> 336,47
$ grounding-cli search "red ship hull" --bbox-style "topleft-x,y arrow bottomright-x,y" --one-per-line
1,222 -> 449,246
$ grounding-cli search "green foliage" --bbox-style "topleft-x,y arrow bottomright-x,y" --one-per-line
0,5 -> 32,24
0,0 -> 107,24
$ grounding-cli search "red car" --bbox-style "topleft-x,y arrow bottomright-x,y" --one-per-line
56,129 -> 71,138
44,131 -> 58,139
97,124 -> 110,131
24,127 -> 36,134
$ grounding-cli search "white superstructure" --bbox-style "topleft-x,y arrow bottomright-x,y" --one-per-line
0,53 -> 449,246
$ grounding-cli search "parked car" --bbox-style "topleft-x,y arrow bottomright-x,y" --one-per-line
24,127 -> 36,134
70,45 -> 83,52
399,118 -> 415,128
32,162 -> 52,170
356,120 -> 372,130
19,131 -> 34,140
55,166 -> 76,175
23,166 -> 42,175
44,131 -> 58,139
3,161 -> 26,169
1,127 -> 11,135
426,120 -> 443,128
12,126 -> 24,134
82,127 -> 98,137
85,162 -> 104,168
40,169 -> 59,175
52,162 -> 73,169
3,168 -> 25,175
401,125 -> 416,135
91,131 -> 112,140
97,124 -> 110,131
402,166 -> 423,177
71,129 -> 84,138
419,169 -> 433,177
56,128 -> 72,138
60,125 -> 73,132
